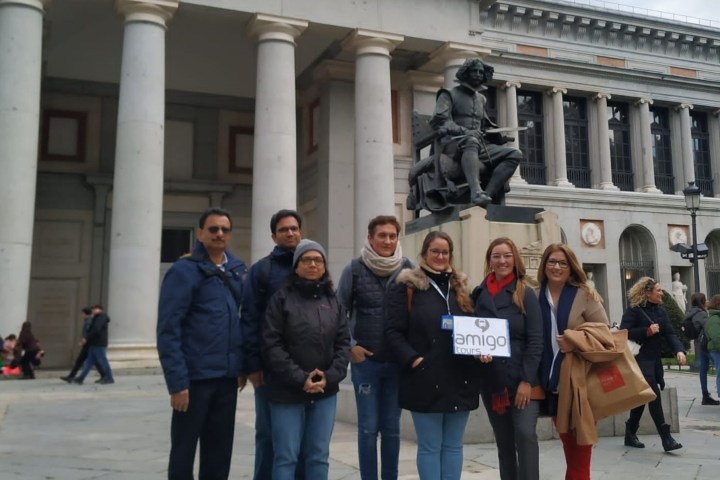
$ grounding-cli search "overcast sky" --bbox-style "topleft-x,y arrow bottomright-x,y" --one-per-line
549,0 -> 720,24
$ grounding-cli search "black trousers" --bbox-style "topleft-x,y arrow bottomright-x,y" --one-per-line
168,377 -> 238,480
67,344 -> 103,379
628,379 -> 666,432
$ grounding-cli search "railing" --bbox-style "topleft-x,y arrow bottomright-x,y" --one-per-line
612,171 -> 634,191
559,0 -> 720,30
654,174 -> 675,195
706,265 -> 720,297
521,163 -> 546,185
568,167 -> 591,188
696,178 -> 714,197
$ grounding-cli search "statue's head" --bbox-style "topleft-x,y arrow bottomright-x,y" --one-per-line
456,58 -> 494,88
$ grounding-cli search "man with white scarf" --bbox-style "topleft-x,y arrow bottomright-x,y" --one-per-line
337,215 -> 413,480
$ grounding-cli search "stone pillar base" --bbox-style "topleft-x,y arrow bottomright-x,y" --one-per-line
599,182 -> 620,191
107,344 -> 160,369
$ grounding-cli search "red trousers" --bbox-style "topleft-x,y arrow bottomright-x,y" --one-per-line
554,418 -> 592,480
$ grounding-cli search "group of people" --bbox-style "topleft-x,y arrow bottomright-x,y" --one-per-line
684,292 -> 720,407
1,322 -> 44,379
155,206 -> 693,480
60,304 -> 115,385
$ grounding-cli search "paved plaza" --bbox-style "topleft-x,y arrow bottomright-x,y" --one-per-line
0,369 -> 718,479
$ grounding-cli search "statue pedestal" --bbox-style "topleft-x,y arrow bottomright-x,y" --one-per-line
403,205 -> 561,287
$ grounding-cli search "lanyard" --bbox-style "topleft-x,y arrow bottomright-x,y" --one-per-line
427,278 -> 451,314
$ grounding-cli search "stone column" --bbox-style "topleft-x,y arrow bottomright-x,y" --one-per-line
428,42 -> 490,89
594,93 -> 618,190
344,29 -> 403,251
710,110 -> 720,197
548,87 -> 572,187
636,98 -> 661,193
676,103 -> 695,184
247,14 -> 307,262
106,0 -> 178,365
504,81 -> 526,184
0,0 -> 50,337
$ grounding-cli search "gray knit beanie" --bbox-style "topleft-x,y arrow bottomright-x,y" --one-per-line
292,239 -> 327,268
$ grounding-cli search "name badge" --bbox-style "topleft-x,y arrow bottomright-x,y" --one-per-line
441,314 -> 453,331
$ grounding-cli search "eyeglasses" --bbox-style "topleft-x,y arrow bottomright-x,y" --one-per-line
490,253 -> 513,261
645,278 -> 657,290
428,248 -> 450,257
299,256 -> 324,265
277,226 -> 300,234
207,226 -> 232,234
546,259 -> 569,269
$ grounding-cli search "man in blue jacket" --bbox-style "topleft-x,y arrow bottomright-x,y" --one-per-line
241,209 -> 303,480
157,207 -> 247,480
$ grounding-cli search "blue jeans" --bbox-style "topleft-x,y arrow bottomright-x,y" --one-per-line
410,410 -> 470,480
697,342 -> 710,395
352,360 -> 402,480
75,346 -> 114,383
270,395 -> 337,480
710,352 -> 720,397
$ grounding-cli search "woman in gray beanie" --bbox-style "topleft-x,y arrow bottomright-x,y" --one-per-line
263,239 -> 351,480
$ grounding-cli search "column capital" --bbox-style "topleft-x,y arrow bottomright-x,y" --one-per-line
502,80 -> 522,90
546,87 -> 567,96
675,103 -> 694,111
0,0 -> 51,10
594,92 -> 612,101
115,0 -> 178,26
342,29 -> 404,57
247,13 -> 308,44
427,41 -> 491,67
635,97 -> 653,106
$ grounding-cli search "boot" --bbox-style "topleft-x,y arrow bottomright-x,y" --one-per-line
702,394 -> 720,405
624,420 -> 645,448
658,424 -> 682,452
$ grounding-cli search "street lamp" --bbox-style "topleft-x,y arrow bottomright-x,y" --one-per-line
683,181 -> 702,293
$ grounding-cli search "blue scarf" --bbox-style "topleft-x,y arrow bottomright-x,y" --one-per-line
538,282 -> 577,393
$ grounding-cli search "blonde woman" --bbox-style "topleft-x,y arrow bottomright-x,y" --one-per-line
620,276 -> 685,452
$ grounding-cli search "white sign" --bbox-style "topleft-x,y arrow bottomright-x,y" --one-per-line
452,316 -> 511,357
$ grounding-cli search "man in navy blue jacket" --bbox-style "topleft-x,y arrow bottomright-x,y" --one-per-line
157,207 -> 247,480
241,209 -> 303,480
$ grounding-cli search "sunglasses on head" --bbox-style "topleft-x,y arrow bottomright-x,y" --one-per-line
207,226 -> 232,234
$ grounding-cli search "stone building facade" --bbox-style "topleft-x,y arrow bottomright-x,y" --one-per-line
1,0 -> 719,367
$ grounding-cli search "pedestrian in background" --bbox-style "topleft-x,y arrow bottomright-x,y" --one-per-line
684,293 -> 719,405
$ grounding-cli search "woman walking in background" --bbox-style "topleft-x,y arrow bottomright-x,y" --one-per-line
684,293 -> 719,405
621,277 -> 685,452
385,231 -> 484,480
472,237 -> 543,480
536,243 -> 609,480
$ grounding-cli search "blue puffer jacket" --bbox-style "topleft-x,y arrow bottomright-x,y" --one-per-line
157,242 -> 247,394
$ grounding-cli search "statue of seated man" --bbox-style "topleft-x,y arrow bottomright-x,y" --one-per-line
430,58 -> 522,207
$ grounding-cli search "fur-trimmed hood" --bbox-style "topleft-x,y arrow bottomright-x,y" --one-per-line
395,266 -> 470,296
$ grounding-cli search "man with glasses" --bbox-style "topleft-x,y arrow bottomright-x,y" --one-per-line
157,207 -> 248,479
241,209 -> 305,480
337,215 -> 413,480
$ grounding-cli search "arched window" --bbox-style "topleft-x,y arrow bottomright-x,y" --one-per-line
619,226 -> 657,309
705,232 -> 720,296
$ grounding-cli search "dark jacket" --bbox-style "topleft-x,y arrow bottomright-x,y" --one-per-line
472,278 -> 543,397
701,309 -> 720,354
385,267 -> 481,413
684,306 -> 709,335
262,277 -> 351,404
85,313 -> 110,347
157,242 -> 247,394
620,302 -> 684,386
241,245 -> 295,374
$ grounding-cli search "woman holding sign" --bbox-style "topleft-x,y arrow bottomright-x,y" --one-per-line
385,231 -> 484,480
536,243 -> 608,480
472,237 -> 543,480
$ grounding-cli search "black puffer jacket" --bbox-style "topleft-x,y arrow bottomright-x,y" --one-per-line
385,267 -> 481,413
262,277 -> 350,404
86,313 -> 110,347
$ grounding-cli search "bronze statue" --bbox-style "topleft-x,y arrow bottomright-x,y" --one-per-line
407,58 -> 523,212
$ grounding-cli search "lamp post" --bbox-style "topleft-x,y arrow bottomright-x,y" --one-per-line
683,181 -> 702,293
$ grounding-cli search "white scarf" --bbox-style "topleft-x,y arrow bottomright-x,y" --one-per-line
360,239 -> 404,277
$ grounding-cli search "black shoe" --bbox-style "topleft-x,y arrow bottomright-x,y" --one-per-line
659,424 -> 682,452
702,395 -> 720,405
98,378 -> 115,385
624,421 -> 645,448
60,376 -> 73,383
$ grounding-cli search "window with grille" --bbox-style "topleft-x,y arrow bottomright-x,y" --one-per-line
564,97 -> 590,188
517,91 -> 545,185
650,107 -> 673,194
607,102 -> 633,191
691,111 -> 713,196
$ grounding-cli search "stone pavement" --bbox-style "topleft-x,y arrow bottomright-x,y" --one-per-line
0,369 -> 718,479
